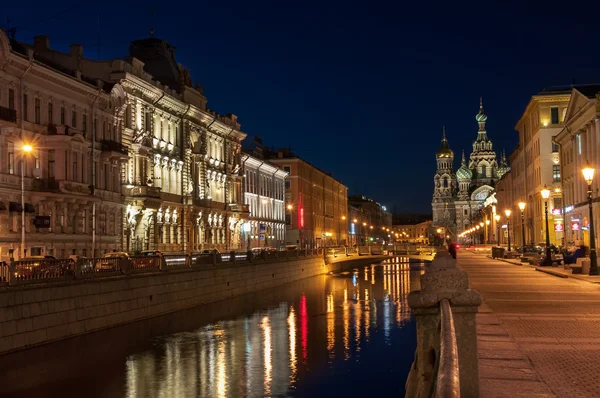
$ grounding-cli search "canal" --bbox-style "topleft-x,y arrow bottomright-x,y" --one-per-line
0,257 -> 422,397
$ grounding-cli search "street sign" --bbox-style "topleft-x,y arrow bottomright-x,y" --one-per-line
33,216 -> 50,228
552,208 -> 562,215
571,222 -> 581,231
554,223 -> 564,232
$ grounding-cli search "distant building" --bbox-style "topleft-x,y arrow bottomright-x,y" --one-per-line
432,100 -> 509,238
264,148 -> 348,248
393,220 -> 433,244
348,195 -> 392,246
241,151 -> 288,249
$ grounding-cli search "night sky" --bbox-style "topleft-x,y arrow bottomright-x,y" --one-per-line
3,1 -> 600,213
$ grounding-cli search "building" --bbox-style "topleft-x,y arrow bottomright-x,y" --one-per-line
0,31 -> 251,259
508,86 -> 572,246
0,30 -> 124,260
241,151 -> 288,249
392,220 -> 433,244
432,99 -> 509,238
265,148 -> 348,248
555,85 -> 600,248
348,195 -> 392,246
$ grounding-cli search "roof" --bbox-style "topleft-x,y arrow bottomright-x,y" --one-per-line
538,84 -> 600,98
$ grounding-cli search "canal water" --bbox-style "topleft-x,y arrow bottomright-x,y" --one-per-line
0,257 -> 422,398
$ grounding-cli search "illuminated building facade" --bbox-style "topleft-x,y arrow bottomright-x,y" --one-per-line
0,31 -> 124,260
432,100 -> 509,237
554,85 -> 600,247
347,195 -> 392,246
241,151 -> 288,249
265,149 -> 348,248
0,30 -> 250,258
392,220 -> 433,244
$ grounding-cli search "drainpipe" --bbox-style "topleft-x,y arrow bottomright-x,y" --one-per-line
90,88 -> 102,257
19,57 -> 34,139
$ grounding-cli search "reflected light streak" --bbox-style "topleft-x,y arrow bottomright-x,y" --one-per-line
343,288 -> 349,360
354,297 -> 362,350
364,268 -> 368,281
217,339 -> 226,398
371,265 -> 375,285
288,307 -> 297,384
261,316 -> 272,396
300,295 -> 308,362
326,294 -> 335,357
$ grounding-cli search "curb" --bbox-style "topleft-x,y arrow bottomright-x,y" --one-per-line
535,267 -> 568,278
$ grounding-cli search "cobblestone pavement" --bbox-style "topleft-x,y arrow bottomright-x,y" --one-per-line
458,251 -> 600,398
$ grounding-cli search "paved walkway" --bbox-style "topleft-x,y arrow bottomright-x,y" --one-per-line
458,251 -> 600,398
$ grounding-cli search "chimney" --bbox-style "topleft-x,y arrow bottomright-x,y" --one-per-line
278,151 -> 284,159
33,36 -> 50,50
70,44 -> 83,58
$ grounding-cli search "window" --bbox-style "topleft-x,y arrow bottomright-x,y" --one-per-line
60,106 -> 65,124
23,94 -> 28,121
577,134 -> 582,155
8,89 -> 14,110
464,209 -> 468,215
104,164 -> 109,190
47,102 -> 53,124
125,105 -> 131,128
35,150 -> 40,170
481,165 -> 487,177
283,166 -> 291,173
285,180 -> 291,189
72,110 -> 77,128
145,112 -> 152,132
48,150 -> 55,179
8,142 -> 14,175
552,137 -> 558,152
83,114 -> 87,134
550,107 -> 559,124
553,165 -> 560,182
34,98 -> 40,124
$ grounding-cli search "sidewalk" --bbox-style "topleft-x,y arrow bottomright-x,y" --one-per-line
459,251 -> 600,398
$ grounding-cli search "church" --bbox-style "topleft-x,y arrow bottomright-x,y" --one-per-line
432,99 -> 510,236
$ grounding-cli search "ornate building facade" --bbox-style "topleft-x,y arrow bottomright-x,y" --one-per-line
432,100 -> 509,236
241,152 -> 288,249
0,30 -> 249,259
0,31 -> 125,261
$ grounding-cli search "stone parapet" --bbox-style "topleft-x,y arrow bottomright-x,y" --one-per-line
405,251 -> 482,398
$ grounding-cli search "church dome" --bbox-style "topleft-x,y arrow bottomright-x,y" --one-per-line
475,97 -> 487,122
436,128 -> 453,158
456,166 -> 473,180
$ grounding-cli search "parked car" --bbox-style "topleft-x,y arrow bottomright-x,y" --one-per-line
95,252 -> 131,272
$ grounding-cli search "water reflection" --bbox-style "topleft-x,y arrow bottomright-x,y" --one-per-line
0,257 -> 422,398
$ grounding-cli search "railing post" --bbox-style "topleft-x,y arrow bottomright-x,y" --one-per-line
405,251 -> 482,398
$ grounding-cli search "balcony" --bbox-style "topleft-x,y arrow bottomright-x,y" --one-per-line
193,198 -> 226,210
32,178 -> 60,192
0,106 -> 17,123
101,140 -> 129,161
128,185 -> 161,199
228,203 -> 250,213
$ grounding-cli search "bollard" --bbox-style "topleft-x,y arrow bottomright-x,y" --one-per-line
247,250 -> 253,263
405,251 -> 482,398
211,251 -> 217,266
230,250 -> 236,263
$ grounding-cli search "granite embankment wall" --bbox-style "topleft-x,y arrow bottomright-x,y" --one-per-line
0,255 -> 387,354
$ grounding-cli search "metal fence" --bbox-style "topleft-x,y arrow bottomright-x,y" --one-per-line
0,249 -> 328,287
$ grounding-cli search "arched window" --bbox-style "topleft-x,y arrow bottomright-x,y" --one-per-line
443,178 -> 448,188
481,165 -> 487,177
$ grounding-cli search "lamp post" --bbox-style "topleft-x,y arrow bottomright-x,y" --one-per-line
485,219 -> 490,243
475,225 -> 480,245
505,209 -> 512,251
582,163 -> 598,275
518,201 -> 526,248
541,186 -> 552,266
494,215 -> 500,246
479,222 -> 484,245
21,144 -> 33,259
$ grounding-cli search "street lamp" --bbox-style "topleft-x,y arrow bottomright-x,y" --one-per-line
540,185 -> 552,266
495,214 -> 500,246
485,219 -> 490,244
582,163 -> 598,275
505,209 -> 512,251
21,144 -> 33,258
518,201 -> 526,248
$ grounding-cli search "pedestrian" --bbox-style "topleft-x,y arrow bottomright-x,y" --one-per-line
448,242 -> 457,259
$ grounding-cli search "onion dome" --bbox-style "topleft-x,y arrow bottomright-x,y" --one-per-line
456,151 -> 473,180
475,97 -> 487,122
497,149 -> 510,178
436,127 -> 454,158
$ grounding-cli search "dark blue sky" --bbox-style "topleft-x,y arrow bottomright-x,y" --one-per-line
4,1 -> 600,213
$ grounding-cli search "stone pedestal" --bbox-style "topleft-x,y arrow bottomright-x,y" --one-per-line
405,251 -> 482,398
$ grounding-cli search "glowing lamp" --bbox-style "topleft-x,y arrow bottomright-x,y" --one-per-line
504,209 -> 511,217
582,163 -> 595,185
518,202 -> 526,211
540,185 -> 551,199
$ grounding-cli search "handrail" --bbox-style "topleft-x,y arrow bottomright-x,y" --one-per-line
436,298 -> 460,398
